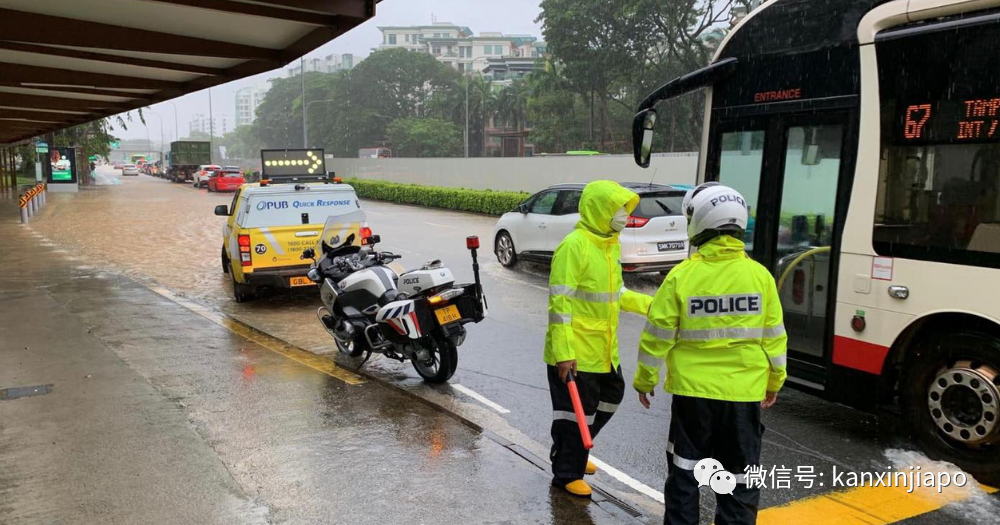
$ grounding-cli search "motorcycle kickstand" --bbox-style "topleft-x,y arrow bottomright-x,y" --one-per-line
359,349 -> 373,368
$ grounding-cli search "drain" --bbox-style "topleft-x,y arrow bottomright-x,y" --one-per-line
593,486 -> 644,519
0,384 -> 53,400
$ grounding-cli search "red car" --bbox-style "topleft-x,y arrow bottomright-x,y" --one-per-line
207,169 -> 245,192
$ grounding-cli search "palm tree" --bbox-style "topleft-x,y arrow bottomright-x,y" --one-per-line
468,75 -> 496,156
495,79 -> 530,131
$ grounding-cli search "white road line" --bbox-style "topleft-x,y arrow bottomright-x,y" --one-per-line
425,221 -> 456,229
452,384 -> 511,414
590,456 -> 665,504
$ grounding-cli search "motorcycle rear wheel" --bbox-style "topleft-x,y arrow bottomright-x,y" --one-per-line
412,335 -> 458,383
335,337 -> 365,358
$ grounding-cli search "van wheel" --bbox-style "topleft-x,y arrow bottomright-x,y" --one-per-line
228,262 -> 255,303
901,329 -> 1000,485
221,246 -> 229,274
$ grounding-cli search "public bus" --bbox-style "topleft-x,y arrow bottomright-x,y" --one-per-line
633,0 -> 1000,481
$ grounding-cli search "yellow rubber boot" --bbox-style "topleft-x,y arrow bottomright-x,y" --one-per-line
563,479 -> 593,498
585,460 -> 598,475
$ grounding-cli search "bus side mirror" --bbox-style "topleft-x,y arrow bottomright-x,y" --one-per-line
633,109 -> 657,168
214,205 -> 229,216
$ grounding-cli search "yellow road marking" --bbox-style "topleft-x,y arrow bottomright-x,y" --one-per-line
147,285 -> 365,386
759,482 -> 997,524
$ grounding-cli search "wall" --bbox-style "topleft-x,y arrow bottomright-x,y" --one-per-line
324,154 -> 699,193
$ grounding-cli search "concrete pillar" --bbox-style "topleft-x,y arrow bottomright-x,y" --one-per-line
20,198 -> 28,224
9,149 -> 16,192
0,148 -> 7,193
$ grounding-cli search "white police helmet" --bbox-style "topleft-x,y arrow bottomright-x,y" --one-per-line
685,183 -> 748,246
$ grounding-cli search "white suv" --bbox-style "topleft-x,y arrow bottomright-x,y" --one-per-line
194,164 -> 222,188
492,183 -> 689,273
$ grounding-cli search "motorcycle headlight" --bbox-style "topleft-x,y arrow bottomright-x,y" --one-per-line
307,268 -> 321,282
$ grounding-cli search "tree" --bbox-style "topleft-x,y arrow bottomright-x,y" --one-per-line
54,114 -> 136,180
386,118 -> 463,157
179,130 -> 212,141
536,0 -> 738,153
537,0 -> 660,149
217,125 -> 260,165
527,61 -> 589,153
495,79 -> 531,132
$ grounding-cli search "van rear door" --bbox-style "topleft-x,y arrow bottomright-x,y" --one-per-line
243,187 -> 360,270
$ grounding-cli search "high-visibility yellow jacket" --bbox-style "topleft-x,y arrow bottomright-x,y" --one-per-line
544,180 -> 653,373
633,235 -> 787,402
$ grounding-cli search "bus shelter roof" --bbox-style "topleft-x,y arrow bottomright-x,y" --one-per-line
0,0 -> 379,145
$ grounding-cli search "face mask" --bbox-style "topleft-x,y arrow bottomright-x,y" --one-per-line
610,207 -> 628,232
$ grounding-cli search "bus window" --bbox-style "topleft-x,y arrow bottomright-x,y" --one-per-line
875,20 -> 1000,267
718,129 -> 765,252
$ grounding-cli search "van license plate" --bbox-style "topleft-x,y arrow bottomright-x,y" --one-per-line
434,305 -> 462,325
289,276 -> 313,287
658,241 -> 685,252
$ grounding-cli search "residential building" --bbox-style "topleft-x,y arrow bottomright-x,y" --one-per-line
285,53 -> 356,77
189,114 -> 232,136
377,22 -> 547,74
285,57 -> 327,77
325,53 -> 354,73
376,21 -> 550,157
234,83 -> 268,128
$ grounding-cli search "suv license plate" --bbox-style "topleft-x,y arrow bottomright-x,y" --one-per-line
289,276 -> 313,287
434,305 -> 462,325
658,241 -> 685,252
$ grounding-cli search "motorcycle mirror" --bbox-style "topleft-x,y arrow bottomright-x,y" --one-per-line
369,235 -> 381,245
301,248 -> 315,260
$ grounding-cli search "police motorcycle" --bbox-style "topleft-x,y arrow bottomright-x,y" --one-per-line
301,210 -> 487,383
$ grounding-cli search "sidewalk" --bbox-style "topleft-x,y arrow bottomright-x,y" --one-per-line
0,196 -> 641,524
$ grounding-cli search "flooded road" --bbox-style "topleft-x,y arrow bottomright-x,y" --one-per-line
23,168 -> 1000,523
1,202 -> 631,524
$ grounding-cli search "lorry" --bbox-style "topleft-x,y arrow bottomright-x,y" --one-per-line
167,141 -> 211,183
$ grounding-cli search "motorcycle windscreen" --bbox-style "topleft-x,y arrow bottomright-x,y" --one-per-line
320,209 -> 368,249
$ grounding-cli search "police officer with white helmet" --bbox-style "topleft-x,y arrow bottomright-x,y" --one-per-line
634,183 -> 788,525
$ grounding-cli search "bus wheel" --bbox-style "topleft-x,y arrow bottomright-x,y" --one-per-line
902,330 -> 1000,484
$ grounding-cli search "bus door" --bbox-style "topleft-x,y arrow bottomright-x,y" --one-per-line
709,111 -> 853,388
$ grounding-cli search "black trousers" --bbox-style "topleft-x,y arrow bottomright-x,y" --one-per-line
664,395 -> 763,525
547,365 -> 625,485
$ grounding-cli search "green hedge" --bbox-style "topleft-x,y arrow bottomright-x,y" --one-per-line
346,178 -> 529,216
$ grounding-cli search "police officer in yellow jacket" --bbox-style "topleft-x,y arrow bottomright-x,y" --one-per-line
545,180 -> 653,498
634,183 -> 787,525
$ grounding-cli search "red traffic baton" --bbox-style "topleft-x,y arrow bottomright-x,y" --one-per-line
565,375 -> 594,450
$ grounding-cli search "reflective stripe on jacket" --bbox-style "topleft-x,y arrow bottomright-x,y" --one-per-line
544,180 -> 653,373
633,235 -> 787,402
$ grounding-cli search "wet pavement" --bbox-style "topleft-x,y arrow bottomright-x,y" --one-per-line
6,167 -> 1000,524
0,188 -> 635,523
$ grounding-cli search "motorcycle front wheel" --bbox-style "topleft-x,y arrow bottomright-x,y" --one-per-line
412,335 -> 458,383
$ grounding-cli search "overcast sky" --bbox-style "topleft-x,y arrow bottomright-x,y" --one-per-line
115,0 -> 545,141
